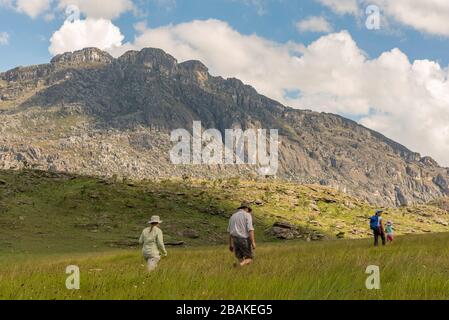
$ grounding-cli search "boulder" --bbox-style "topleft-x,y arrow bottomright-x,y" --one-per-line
273,221 -> 295,229
267,222 -> 301,240
269,226 -> 299,240
182,229 -> 200,239
310,202 -> 320,212
435,219 -> 449,227
106,240 -> 139,248
267,221 -> 326,241
344,201 -> 356,209
311,233 -> 325,241
309,220 -> 321,226
165,241 -> 185,246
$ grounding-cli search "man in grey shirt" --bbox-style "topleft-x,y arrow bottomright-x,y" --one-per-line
228,203 -> 256,267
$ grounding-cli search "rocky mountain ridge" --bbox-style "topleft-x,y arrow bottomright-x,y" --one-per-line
1,47 -> 449,206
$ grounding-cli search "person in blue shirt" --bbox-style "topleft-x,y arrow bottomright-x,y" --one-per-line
371,210 -> 386,247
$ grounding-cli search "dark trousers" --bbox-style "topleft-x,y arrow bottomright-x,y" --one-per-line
374,228 -> 386,246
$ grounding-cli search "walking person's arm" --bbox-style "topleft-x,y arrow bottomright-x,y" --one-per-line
139,231 -> 144,245
157,230 -> 168,257
249,230 -> 256,250
229,235 -> 234,252
227,219 -> 234,252
247,214 -> 256,249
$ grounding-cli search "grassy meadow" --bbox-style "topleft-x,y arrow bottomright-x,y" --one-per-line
2,233 -> 449,300
1,169 -> 449,300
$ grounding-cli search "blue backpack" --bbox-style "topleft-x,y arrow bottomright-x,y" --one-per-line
370,216 -> 379,230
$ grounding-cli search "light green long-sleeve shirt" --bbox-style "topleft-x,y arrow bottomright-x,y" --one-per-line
385,225 -> 394,234
139,226 -> 167,258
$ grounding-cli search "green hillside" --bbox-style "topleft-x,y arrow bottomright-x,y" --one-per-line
1,169 -> 449,255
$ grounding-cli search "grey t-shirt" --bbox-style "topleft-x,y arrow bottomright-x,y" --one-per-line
228,210 -> 254,239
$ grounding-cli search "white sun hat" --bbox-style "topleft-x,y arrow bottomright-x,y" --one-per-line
148,216 -> 162,224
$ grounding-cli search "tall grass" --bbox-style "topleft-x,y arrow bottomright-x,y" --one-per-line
1,233 -> 449,300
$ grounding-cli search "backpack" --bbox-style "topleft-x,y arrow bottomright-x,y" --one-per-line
370,215 -> 379,230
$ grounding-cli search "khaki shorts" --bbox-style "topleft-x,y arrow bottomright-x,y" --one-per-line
232,237 -> 253,260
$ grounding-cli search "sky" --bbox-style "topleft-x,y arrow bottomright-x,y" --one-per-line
1,0 -> 449,167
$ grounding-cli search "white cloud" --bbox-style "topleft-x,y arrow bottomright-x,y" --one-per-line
108,19 -> 306,102
318,0 -> 449,37
0,0 -> 13,8
49,18 -> 124,55
316,0 -> 359,15
108,20 -> 449,166
0,32 -> 9,45
57,0 -> 134,19
7,0 -> 52,18
43,12 -> 55,21
296,16 -> 333,33
0,0 -> 134,19
371,0 -> 449,37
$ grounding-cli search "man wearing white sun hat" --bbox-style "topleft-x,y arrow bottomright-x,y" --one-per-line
139,215 -> 168,272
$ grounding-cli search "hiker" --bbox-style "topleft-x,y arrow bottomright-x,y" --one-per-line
228,203 -> 256,267
139,215 -> 167,272
386,221 -> 394,243
370,210 -> 386,247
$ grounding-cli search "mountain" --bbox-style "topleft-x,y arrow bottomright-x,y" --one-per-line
1,47 -> 448,206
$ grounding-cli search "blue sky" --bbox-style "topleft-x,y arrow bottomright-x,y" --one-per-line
1,0 -> 449,166
1,0 -> 449,71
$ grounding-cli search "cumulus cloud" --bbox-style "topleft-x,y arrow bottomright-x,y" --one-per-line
108,19 -> 305,102
318,0 -> 449,37
0,0 -> 13,8
57,0 -> 134,19
107,19 -> 449,166
0,0 -> 134,19
49,18 -> 124,55
316,0 -> 359,15
296,16 -> 333,33
371,0 -> 449,37
0,0 -> 52,18
0,32 -> 9,45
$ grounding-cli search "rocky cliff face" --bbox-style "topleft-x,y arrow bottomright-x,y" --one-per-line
1,47 -> 448,206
